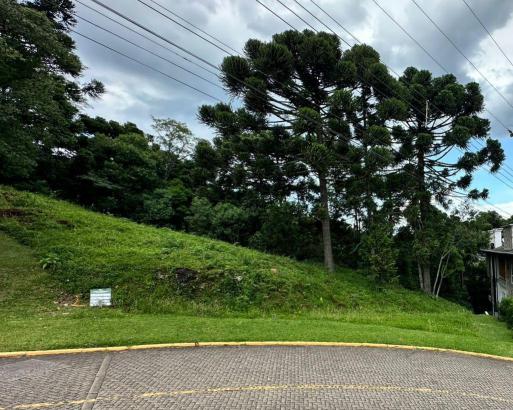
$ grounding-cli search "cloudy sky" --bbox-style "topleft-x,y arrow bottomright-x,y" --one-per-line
72,0 -> 513,215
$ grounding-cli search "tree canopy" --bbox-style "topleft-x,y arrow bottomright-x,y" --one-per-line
0,2 -> 507,310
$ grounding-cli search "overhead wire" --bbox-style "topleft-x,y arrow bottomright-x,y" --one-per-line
76,15 -> 224,90
146,0 -> 240,55
274,0 -> 318,32
264,0 -> 513,216
461,0 -> 513,70
256,0 -> 298,31
411,0 -> 513,112
78,0 -> 512,217
72,31 -> 223,102
88,0 -> 296,115
259,1 -> 471,194
360,0 -> 513,190
75,0 -> 219,77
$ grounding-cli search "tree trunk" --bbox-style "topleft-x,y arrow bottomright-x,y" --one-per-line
417,262 -> 424,292
417,148 -> 431,294
319,173 -> 335,272
422,263 -> 431,294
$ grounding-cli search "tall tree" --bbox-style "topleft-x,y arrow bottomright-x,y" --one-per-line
392,68 -> 504,293
201,30 -> 366,271
198,103 -> 311,208
150,117 -> 197,181
330,44 -> 403,230
0,0 -> 102,185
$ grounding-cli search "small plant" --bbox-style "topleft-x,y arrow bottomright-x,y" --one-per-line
499,297 -> 513,328
39,253 -> 61,270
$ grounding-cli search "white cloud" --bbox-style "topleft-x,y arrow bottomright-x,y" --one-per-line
71,0 -> 513,204
475,201 -> 513,218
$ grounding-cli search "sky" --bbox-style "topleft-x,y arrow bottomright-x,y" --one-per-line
72,0 -> 513,216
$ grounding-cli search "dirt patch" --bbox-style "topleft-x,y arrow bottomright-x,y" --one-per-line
0,208 -> 32,218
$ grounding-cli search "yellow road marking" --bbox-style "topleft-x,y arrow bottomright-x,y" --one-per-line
8,383 -> 513,409
2,341 -> 513,362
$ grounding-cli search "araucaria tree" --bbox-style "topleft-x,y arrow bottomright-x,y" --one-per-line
392,68 -> 504,293
200,30 -> 396,271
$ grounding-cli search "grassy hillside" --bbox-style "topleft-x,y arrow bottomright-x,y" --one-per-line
1,186 -> 513,356
0,186 -> 462,315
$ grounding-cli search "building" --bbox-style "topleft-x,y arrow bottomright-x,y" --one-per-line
482,225 -> 513,315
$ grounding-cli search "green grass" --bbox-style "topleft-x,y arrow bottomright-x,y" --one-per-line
0,186 -> 512,356
0,187 -> 464,314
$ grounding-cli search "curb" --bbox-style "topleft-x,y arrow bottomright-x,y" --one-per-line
1,341 -> 513,362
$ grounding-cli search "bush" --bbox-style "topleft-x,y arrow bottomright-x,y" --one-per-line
142,180 -> 192,229
249,203 -> 316,259
360,221 -> 398,284
187,197 -> 250,244
499,297 -> 513,328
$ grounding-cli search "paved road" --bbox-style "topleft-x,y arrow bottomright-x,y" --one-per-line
2,346 -> 513,409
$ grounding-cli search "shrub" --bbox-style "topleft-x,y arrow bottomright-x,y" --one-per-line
142,180 -> 192,229
360,221 -> 398,284
499,297 -> 513,328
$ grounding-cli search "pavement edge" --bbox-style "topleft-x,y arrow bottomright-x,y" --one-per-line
1,341 -> 513,362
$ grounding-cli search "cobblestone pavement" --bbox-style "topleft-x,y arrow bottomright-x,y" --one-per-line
2,346 -> 513,409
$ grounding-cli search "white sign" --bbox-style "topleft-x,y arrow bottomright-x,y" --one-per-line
90,288 -> 112,307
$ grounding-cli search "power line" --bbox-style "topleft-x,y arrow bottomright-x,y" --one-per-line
98,0 -> 510,218
132,0 -> 301,110
80,0 -> 305,118
291,0 -> 351,47
472,139 -> 513,180
81,0 -> 511,217
72,31 -> 222,102
411,0 -> 513,113
368,0 -> 513,188
134,0 -> 232,55
309,0 -> 359,46
85,0 -> 508,208
273,0 -> 513,209
480,200 -> 513,218
76,15 -> 224,90
429,159 -> 513,218
137,0 -> 330,116
146,0 -> 240,55
257,1 -> 472,193
88,0 -> 295,114
461,0 -> 513,70
371,0 -> 449,73
87,0 -> 221,71
87,0 -> 379,170
256,0 -> 298,31
274,0 -> 318,32
371,0 -> 511,133
75,0 -> 219,78
129,0 -> 384,140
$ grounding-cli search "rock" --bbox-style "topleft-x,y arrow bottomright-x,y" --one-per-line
175,268 -> 199,285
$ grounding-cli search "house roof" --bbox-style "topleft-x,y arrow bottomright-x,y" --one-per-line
481,246 -> 513,255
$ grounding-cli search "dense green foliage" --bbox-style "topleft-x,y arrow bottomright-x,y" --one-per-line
0,187 -> 465,315
0,0 -> 102,185
499,297 -> 513,328
0,1 -> 508,312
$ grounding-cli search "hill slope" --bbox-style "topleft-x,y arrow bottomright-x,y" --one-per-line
0,186 -> 461,315
1,187 -> 513,356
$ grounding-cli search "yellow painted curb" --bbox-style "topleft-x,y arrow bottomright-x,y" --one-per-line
1,341 -> 513,362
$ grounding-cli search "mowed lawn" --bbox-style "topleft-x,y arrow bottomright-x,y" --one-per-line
1,232 -> 513,356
